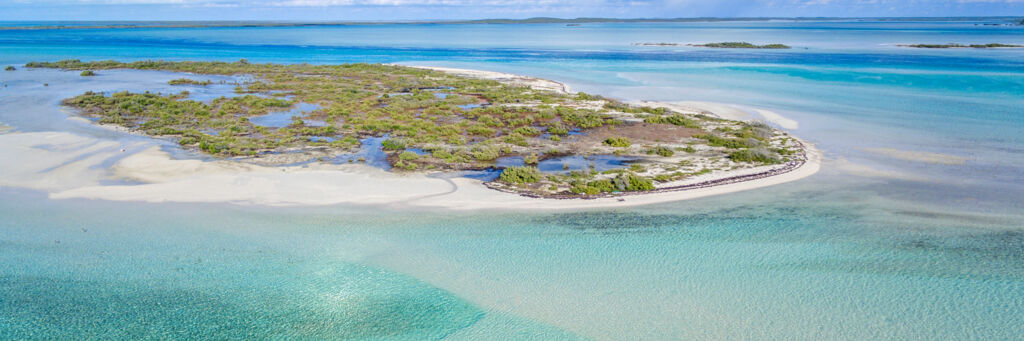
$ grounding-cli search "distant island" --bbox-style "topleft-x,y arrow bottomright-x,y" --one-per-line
28,59 -> 808,199
633,42 -> 686,46
635,42 -> 791,49
691,42 -> 791,49
899,43 -> 1023,49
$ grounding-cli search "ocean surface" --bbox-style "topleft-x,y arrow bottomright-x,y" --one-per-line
1,20 -> 1022,339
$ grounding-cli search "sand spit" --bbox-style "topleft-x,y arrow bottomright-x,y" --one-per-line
51,146 -> 456,206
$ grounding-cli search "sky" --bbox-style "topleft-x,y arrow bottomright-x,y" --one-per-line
0,0 -> 1022,21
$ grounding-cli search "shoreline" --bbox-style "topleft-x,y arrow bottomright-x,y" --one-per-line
44,137 -> 820,210
404,65 -> 573,94
483,140 -> 809,200
3,66 -> 821,210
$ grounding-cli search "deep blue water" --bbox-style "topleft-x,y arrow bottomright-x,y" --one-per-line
1,21 -> 1023,339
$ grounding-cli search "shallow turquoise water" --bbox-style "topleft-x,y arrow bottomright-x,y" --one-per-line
1,184 -> 1020,339
1,20 -> 1023,339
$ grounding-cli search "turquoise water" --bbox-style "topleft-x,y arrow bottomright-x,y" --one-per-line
1,21 -> 1023,339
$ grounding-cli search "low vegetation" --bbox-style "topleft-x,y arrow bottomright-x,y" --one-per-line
500,166 -> 542,184
32,59 -> 803,198
4,66 -> 14,71
644,114 -> 700,128
169,78 -> 213,86
647,146 -> 674,157
80,70 -> 96,76
603,137 -> 631,147
728,147 -> 781,164
570,172 -> 654,195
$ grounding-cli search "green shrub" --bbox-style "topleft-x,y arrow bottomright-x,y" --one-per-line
467,124 -> 496,136
562,109 -> 613,129
773,148 -> 796,156
398,151 -> 419,160
447,136 -> 466,145
514,126 -> 542,136
472,146 -> 500,161
523,153 -> 539,165
653,172 -> 686,182
647,146 -> 674,157
432,149 -> 453,159
168,78 -> 212,86
570,184 -> 601,195
697,134 -> 755,149
603,137 -> 631,148
4,66 -> 14,71
728,148 -> 780,164
394,160 -> 418,170
504,133 -> 529,146
587,179 -> 616,192
80,70 -> 96,76
381,139 -> 405,150
604,101 -> 665,115
614,173 -> 654,191
500,166 -> 542,184
199,140 -> 228,154
644,114 -> 700,128
178,136 -> 198,145
546,124 -> 569,135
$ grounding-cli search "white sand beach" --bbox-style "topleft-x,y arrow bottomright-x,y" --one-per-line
407,65 -> 572,94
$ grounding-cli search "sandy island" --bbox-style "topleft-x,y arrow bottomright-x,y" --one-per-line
1,67 -> 821,210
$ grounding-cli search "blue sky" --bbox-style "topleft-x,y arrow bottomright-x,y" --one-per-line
1,0 -> 1022,21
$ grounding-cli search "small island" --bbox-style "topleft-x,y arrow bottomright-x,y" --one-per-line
635,42 -> 790,49
690,42 -> 790,49
28,59 -> 808,199
899,43 -> 1023,49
